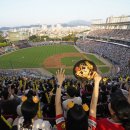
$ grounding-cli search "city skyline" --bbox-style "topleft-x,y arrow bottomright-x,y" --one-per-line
0,0 -> 130,27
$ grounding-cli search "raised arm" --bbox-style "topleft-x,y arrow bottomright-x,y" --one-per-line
89,72 -> 102,118
55,69 -> 65,115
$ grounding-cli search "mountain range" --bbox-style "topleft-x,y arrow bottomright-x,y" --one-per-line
0,20 -> 91,31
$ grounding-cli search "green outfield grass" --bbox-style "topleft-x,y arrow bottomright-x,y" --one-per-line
61,57 -> 83,66
0,45 -> 78,69
99,66 -> 110,73
86,54 -> 105,65
0,45 -> 109,74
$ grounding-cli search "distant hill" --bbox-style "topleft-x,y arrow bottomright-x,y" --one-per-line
62,20 -> 91,27
0,27 -> 11,31
0,20 -> 91,31
0,25 -> 41,31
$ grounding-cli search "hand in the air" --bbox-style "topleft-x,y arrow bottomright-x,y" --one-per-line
93,72 -> 102,83
56,68 -> 65,87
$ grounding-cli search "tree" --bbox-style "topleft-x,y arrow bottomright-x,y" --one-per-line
29,35 -> 37,41
62,34 -> 78,42
74,37 -> 78,43
0,35 -> 6,43
40,35 -> 50,41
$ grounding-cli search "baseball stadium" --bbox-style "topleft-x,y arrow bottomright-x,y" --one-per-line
0,1 -> 130,130
0,16 -> 130,77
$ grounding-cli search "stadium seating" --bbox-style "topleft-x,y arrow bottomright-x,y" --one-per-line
76,39 -> 130,75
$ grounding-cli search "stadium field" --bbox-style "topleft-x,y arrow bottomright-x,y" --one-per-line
61,57 -> 83,66
0,45 -> 110,74
85,54 -> 105,65
98,66 -> 110,73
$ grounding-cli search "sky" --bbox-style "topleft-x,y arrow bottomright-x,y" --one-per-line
0,0 -> 130,27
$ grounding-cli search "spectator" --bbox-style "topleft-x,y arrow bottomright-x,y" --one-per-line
95,89 -> 130,130
62,86 -> 82,118
55,68 -> 101,130
15,95 -> 52,130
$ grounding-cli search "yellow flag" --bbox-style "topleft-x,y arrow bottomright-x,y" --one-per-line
1,115 -> 12,129
37,102 -> 42,118
19,80 -> 22,88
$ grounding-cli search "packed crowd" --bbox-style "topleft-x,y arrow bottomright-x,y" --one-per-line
87,29 -> 130,41
0,68 -> 130,130
0,45 -> 17,55
0,40 -> 33,56
76,39 -> 130,75
28,41 -> 73,47
0,69 -> 45,79
16,42 -> 31,49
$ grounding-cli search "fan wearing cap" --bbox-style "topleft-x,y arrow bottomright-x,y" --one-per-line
62,86 -> 82,118
16,94 -> 52,130
55,68 -> 101,130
